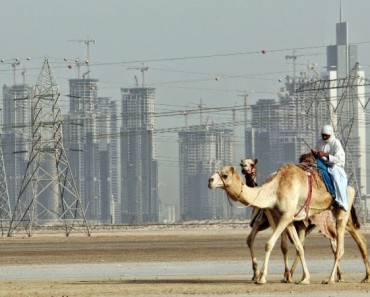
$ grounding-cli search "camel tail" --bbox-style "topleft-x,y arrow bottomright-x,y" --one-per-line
351,206 -> 361,230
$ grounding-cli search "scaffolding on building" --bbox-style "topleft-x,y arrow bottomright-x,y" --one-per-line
7,58 -> 90,237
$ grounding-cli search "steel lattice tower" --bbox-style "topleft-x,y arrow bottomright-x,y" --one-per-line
297,63 -> 370,221
8,58 -> 90,236
0,139 -> 11,235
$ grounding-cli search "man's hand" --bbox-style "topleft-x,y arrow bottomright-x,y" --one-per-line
311,148 -> 328,158
316,151 -> 328,158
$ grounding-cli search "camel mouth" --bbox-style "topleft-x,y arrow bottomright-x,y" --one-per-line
241,169 -> 248,175
208,182 -> 214,189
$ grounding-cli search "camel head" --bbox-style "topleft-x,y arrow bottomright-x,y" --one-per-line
208,166 -> 243,190
298,152 -> 315,166
240,158 -> 258,177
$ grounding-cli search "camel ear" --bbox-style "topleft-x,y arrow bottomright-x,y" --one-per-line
254,159 -> 258,165
231,166 -> 236,173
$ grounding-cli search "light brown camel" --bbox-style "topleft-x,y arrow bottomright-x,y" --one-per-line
240,157 -> 344,283
208,164 -> 370,284
240,157 -> 293,282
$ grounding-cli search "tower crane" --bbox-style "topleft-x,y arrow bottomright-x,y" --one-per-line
128,63 -> 149,87
0,58 -> 28,85
68,37 -> 96,78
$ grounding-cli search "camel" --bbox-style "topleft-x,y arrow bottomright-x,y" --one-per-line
240,158 -> 293,282
208,164 -> 370,284
240,157 -> 343,282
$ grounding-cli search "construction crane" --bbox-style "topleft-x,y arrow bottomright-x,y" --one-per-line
0,58 -> 31,85
128,63 -> 149,87
68,37 -> 96,78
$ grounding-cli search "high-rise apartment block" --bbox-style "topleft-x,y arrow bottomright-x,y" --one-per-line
120,87 -> 158,223
2,84 -> 32,209
178,127 -> 233,220
98,97 -> 119,223
64,78 -> 102,221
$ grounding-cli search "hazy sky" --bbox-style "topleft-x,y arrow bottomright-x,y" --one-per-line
1,0 -> 370,209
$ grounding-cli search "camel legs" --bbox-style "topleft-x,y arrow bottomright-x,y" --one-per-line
328,239 -> 344,282
323,212 -> 347,284
256,215 -> 310,285
247,211 -> 292,283
289,222 -> 307,279
280,231 -> 292,283
345,218 -> 370,283
246,220 -> 262,281
288,223 -> 343,282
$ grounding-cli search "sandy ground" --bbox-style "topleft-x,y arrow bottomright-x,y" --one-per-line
0,222 -> 369,297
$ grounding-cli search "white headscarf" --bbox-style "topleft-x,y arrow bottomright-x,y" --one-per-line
321,124 -> 335,143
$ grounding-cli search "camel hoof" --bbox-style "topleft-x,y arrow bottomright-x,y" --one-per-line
322,279 -> 334,285
255,280 -> 266,285
282,277 -> 293,283
255,276 -> 267,284
361,277 -> 370,283
283,272 -> 293,283
296,279 -> 310,285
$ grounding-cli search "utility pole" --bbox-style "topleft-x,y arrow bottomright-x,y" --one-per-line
238,92 -> 253,156
8,58 -> 90,237
232,105 -> 236,163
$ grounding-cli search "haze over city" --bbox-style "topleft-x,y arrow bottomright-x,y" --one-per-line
1,0 -> 370,216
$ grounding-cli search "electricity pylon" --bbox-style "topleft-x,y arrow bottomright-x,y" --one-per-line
0,140 -> 11,236
297,63 -> 370,221
8,57 -> 90,237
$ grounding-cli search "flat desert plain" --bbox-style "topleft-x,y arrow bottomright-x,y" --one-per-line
0,222 -> 369,297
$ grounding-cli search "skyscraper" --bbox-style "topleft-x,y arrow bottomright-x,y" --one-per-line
178,126 -> 233,220
1,84 -> 32,210
120,87 -> 158,223
246,14 -> 367,219
98,97 -> 119,223
326,15 -> 367,197
64,78 -> 101,221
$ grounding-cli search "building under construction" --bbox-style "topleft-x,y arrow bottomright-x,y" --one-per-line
120,87 -> 158,224
178,126 -> 233,221
1,84 -> 32,211
245,15 -> 368,220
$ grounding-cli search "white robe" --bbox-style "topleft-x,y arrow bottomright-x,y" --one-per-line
316,134 -> 348,211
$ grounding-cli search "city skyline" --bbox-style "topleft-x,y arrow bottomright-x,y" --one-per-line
1,1 -> 370,214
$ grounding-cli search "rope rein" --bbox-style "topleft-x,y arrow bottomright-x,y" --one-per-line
218,171 -> 257,209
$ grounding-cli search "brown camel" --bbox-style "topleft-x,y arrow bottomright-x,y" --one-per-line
208,164 -> 370,284
240,157 -> 293,282
240,157 -> 344,283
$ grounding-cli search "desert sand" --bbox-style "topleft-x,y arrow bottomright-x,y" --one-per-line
0,221 -> 369,297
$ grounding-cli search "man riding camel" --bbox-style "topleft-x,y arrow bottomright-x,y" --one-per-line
311,124 -> 348,211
